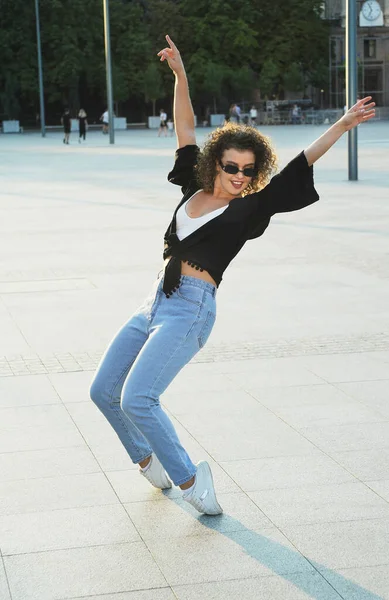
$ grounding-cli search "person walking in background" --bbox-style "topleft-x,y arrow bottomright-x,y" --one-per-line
235,104 -> 241,124
158,108 -> 168,137
100,108 -> 109,134
167,118 -> 174,136
291,104 -> 300,125
78,109 -> 88,143
61,108 -> 71,144
249,105 -> 258,126
89,34 -> 375,516
229,104 -> 237,123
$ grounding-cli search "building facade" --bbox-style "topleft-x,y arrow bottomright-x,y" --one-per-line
325,0 -> 389,107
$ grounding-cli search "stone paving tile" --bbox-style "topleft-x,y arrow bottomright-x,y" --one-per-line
0,446 -> 100,482
145,527 -> 314,586
107,469 -> 182,504
220,452 -> 355,492
266,397 -> 383,428
75,414 -> 127,448
0,560 -> 11,600
365,480 -> 389,502
89,441 -> 137,472
124,492 -> 272,541
0,419 -> 84,454
165,370 -> 237,395
335,380 -> 389,418
64,400 -> 108,424
4,542 -> 167,600
0,504 -> 141,555
48,371 -> 93,403
330,448 -> 389,481
244,381 -> 355,409
0,374 -> 61,408
299,422 -> 389,453
175,409 -> 317,461
283,518 -> 389,570
0,472 -> 119,515
226,358 -> 325,387
322,565 -> 389,600
248,481 -> 389,527
172,572 -> 343,600
299,353 -> 389,383
0,403 -> 79,430
162,388 -> 262,417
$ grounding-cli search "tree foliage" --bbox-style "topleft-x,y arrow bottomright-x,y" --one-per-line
0,0 -> 329,122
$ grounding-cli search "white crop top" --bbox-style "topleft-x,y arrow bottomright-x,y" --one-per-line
176,191 -> 228,240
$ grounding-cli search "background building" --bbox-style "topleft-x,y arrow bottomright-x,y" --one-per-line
325,0 -> 389,107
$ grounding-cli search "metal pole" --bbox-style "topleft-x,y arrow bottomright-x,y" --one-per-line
103,0 -> 115,144
34,0 -> 45,137
329,36 -> 332,109
346,0 -> 358,180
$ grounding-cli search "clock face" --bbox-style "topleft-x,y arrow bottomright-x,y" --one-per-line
362,0 -> 382,21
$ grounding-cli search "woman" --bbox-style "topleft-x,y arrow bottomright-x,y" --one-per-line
61,108 -> 71,144
158,108 -> 168,137
78,109 -> 88,142
90,35 -> 375,516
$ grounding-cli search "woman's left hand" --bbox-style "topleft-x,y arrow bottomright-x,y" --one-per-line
341,96 -> 376,131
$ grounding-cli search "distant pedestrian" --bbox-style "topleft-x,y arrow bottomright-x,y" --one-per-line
235,104 -> 241,124
100,109 -> 109,134
249,105 -> 258,126
78,109 -> 88,143
291,104 -> 300,125
158,109 -> 168,137
61,108 -> 71,144
167,118 -> 174,136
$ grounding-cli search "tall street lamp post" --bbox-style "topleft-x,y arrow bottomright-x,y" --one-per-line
34,0 -> 46,137
346,0 -> 358,180
103,0 -> 115,144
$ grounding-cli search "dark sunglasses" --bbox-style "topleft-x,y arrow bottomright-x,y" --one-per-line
219,161 -> 256,178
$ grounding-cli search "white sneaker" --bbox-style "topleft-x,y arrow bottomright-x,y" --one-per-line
183,461 -> 223,515
139,454 -> 172,489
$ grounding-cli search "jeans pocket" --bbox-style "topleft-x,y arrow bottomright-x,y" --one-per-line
176,285 -> 204,308
198,311 -> 216,348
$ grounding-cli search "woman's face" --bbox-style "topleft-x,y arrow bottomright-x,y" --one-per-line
215,148 -> 256,198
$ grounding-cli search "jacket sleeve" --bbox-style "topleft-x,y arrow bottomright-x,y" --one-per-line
167,145 -> 200,194
250,151 -> 319,223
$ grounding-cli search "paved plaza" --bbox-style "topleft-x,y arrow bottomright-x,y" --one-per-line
0,123 -> 388,600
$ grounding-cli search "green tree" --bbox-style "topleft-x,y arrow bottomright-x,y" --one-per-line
259,59 -> 280,99
144,62 -> 164,115
283,63 -> 305,94
0,0 -> 37,118
203,62 -> 225,113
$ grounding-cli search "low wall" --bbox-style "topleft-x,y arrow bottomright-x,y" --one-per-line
2,120 -> 20,133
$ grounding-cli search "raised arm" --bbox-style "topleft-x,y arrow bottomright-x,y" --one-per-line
158,35 -> 196,149
304,96 -> 375,166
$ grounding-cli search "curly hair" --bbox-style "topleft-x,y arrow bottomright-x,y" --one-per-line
196,122 -> 278,195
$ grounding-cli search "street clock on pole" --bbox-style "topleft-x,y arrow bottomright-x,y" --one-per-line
360,0 -> 384,26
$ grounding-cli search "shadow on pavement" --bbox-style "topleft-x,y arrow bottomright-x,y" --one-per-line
164,490 -> 384,600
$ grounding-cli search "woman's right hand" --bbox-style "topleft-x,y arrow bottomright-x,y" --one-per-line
157,35 -> 185,76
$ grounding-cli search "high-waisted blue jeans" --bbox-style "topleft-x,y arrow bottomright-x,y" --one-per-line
90,275 -> 216,486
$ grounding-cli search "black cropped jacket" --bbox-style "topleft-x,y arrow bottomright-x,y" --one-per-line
163,145 -> 319,297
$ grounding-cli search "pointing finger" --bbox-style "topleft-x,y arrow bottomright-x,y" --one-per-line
166,35 -> 178,51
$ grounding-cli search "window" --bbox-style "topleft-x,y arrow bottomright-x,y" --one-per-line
364,39 -> 377,59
